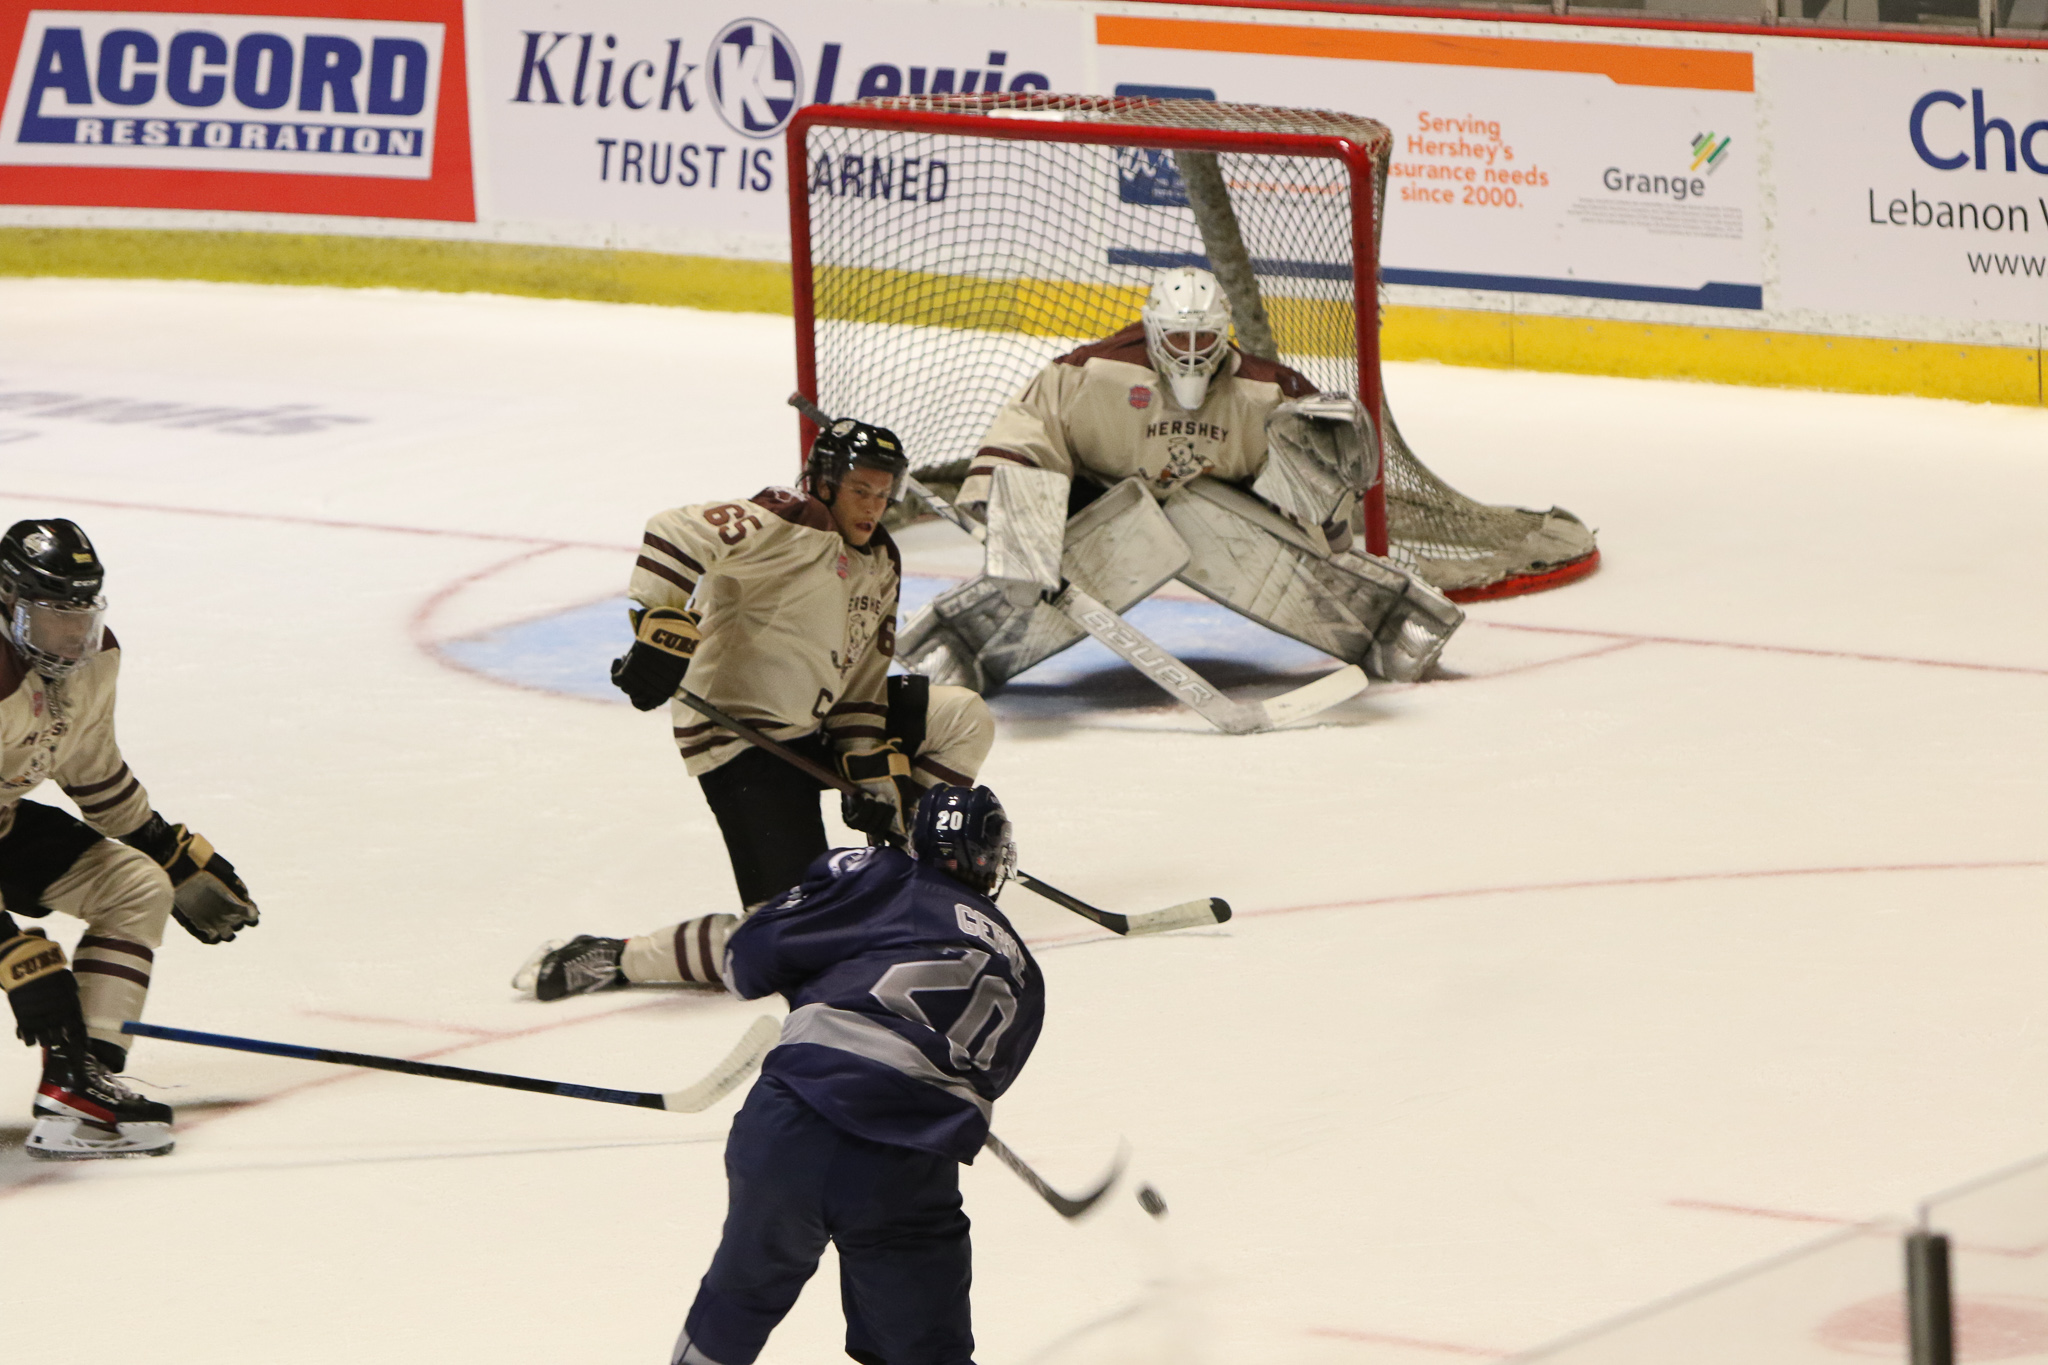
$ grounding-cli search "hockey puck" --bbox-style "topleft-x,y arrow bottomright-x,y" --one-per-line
1137,1184 -> 1167,1218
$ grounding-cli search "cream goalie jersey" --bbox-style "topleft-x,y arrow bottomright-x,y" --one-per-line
958,322 -> 1318,509
630,489 -> 899,776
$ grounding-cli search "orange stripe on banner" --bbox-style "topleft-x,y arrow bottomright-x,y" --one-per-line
1094,15 -> 1755,92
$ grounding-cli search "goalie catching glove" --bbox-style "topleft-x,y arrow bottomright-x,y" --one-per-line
120,812 -> 260,944
611,606 -> 702,711
2,926 -> 87,1073
839,741 -> 913,845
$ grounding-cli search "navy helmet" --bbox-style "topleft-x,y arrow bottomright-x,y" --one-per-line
805,417 -> 908,505
910,784 -> 1017,897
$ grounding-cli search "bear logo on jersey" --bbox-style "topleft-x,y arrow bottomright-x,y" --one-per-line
1152,436 -> 1209,493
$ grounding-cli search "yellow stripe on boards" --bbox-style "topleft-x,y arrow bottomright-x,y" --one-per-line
1384,305 -> 2043,407
0,227 -> 792,314
2,227 -> 2036,406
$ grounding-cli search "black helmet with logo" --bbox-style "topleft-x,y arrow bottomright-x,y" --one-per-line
805,418 -> 909,504
0,519 -> 108,676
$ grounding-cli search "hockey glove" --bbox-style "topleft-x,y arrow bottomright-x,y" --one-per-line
2,929 -> 87,1068
840,743 -> 911,846
610,607 -> 702,711
121,812 -> 261,944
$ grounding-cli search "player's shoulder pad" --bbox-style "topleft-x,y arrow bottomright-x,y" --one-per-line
1230,348 -> 1318,398
1055,321 -> 1149,369
749,487 -> 834,532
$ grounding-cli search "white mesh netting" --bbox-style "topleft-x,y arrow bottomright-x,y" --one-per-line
797,93 -> 1597,599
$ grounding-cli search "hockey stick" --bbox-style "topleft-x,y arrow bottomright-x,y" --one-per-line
673,689 -> 1228,937
983,1131 -> 1126,1220
121,1016 -> 779,1114
789,395 -> 1365,733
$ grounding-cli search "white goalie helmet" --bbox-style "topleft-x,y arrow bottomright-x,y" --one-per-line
1141,267 -> 1233,411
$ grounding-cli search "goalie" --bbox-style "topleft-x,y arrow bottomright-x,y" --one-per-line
899,267 -> 1464,694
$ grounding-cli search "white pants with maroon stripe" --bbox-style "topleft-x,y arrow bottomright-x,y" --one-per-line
40,840 -> 172,1049
621,686 -> 994,989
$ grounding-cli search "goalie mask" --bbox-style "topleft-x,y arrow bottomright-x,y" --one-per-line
806,418 -> 910,505
1142,267 -> 1233,412
0,519 -> 107,678
910,784 -> 1018,897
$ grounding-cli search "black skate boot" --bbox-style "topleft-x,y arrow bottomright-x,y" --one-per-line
513,935 -> 627,1002
27,1038 -> 174,1160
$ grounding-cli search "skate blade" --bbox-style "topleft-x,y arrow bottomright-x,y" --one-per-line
511,938 -> 567,994
26,1115 -> 174,1160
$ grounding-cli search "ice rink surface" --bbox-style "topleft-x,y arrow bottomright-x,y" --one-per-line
0,277 -> 2043,1364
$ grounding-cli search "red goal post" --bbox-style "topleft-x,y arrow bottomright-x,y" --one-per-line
784,92 -> 1599,602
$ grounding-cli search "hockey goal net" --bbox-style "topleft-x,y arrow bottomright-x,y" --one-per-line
788,93 -> 1598,602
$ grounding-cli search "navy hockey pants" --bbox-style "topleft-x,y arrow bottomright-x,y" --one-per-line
674,1077 -> 975,1365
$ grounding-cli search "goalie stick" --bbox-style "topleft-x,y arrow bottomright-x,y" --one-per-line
674,688 -> 1228,938
788,392 -> 1367,735
983,1131 -> 1126,1220
122,1016 -> 779,1114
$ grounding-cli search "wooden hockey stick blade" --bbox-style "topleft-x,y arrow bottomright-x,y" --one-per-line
985,1131 -> 1127,1220
1252,664 -> 1369,728
123,1018 -> 774,1114
1121,897 -> 1233,935
659,1015 -> 780,1112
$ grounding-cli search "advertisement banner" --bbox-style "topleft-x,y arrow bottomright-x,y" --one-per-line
1771,45 -> 2048,324
0,0 -> 472,219
473,0 -> 1085,254
1095,15 -> 1763,311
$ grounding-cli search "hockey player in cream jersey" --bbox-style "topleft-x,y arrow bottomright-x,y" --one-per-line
515,419 -> 996,1000
0,519 -> 259,1160
900,267 -> 1464,693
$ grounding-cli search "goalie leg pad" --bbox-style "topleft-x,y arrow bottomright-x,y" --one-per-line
982,464 -> 1069,594
900,479 -> 1192,692
1164,477 -> 1464,682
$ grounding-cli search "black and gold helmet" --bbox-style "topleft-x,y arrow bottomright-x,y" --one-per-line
805,417 -> 908,504
0,519 -> 108,677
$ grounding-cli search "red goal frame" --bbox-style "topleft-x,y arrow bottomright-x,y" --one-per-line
784,94 -> 1392,556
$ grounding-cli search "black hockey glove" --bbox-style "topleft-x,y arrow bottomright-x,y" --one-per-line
2,929 -> 88,1075
610,607 -> 702,711
840,789 -> 903,845
121,812 -> 260,944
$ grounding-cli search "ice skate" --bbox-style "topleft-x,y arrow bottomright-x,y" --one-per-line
26,1040 -> 174,1160
514,935 -> 626,1002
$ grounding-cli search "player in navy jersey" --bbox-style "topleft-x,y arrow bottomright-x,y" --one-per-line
672,785 -> 1041,1365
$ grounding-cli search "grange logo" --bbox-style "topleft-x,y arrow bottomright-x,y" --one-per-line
707,18 -> 799,140
1691,132 -> 1731,175
1,11 -> 445,180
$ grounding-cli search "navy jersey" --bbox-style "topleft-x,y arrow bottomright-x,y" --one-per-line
725,846 -> 1044,1163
